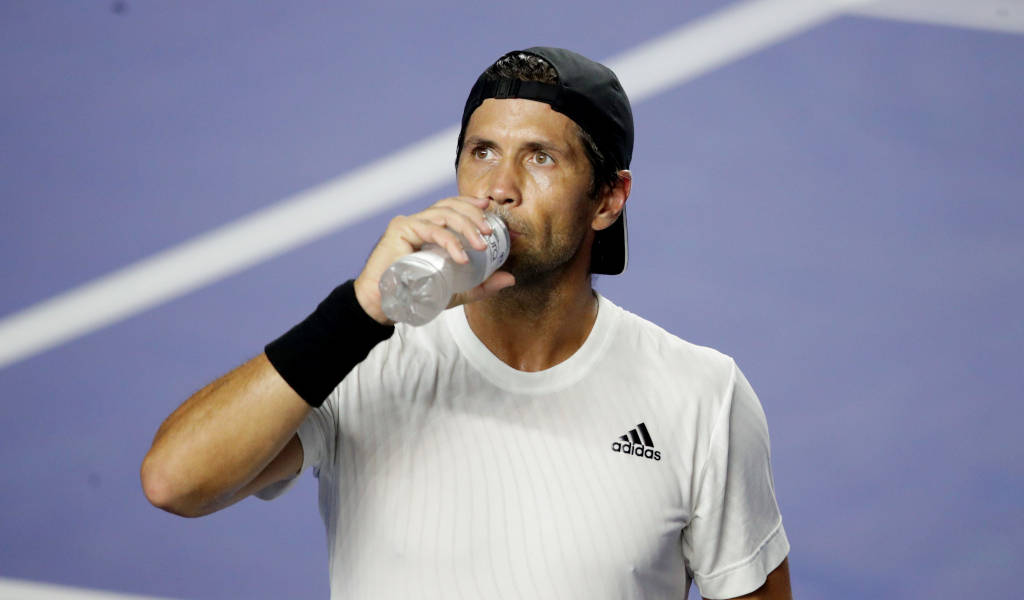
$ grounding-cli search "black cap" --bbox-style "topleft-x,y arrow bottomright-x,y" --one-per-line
458,47 -> 633,275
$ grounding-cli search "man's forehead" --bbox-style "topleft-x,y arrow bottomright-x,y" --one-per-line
465,98 -> 581,146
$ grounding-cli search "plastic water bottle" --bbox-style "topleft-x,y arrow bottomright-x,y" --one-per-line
378,213 -> 510,326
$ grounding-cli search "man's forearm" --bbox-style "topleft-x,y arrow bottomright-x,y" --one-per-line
140,353 -> 309,517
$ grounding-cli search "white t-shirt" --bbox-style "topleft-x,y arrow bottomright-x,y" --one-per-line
275,295 -> 788,599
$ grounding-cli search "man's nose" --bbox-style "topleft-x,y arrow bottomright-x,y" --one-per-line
486,159 -> 522,207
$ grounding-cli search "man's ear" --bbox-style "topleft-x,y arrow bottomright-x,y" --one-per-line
592,170 -> 632,232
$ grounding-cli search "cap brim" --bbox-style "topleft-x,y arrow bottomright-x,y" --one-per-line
590,210 -> 627,275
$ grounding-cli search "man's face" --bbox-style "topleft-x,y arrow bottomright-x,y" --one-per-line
457,98 -> 597,284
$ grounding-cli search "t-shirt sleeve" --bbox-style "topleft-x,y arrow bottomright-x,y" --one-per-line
682,361 -> 789,599
253,386 -> 339,501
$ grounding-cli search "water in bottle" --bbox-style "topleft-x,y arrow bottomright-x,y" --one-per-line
379,213 -> 510,326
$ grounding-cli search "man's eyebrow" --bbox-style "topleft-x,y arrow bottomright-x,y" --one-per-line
463,136 -> 572,157
523,140 -> 565,154
463,135 -> 496,148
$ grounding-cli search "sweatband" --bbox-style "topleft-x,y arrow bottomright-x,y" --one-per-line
265,280 -> 394,407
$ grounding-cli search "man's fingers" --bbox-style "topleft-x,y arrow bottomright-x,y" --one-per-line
432,197 -> 493,247
418,213 -> 482,254
405,219 -> 469,263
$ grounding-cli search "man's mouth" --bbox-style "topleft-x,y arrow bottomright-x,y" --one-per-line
488,208 -> 526,240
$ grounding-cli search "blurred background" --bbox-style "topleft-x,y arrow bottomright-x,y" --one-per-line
1,1 -> 1022,598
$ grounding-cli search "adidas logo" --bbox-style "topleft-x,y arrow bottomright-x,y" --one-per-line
611,422 -> 661,461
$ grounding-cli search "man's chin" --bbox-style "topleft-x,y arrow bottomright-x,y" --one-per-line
501,257 -> 564,287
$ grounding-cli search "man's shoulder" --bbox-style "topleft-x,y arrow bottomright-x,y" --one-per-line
601,296 -> 737,377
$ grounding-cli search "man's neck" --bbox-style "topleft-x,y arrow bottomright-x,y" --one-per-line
464,268 -> 599,372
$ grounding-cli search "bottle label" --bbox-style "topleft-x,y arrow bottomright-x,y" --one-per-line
482,213 -> 510,278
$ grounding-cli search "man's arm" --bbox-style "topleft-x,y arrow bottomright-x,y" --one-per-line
140,196 -> 512,518
140,353 -> 309,517
708,558 -> 791,600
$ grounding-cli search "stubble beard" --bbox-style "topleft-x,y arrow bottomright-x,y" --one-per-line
488,206 -> 592,318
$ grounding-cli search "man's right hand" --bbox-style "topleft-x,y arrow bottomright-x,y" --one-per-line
353,196 -> 515,324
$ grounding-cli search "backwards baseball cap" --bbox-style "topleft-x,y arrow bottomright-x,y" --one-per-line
457,47 -> 634,275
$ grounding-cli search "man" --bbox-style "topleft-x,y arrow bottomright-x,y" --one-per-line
141,47 -> 791,599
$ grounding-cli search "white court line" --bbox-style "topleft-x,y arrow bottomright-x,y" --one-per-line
0,577 -> 177,600
608,0 -> 870,99
850,0 -> 1024,35
0,0 -> 869,370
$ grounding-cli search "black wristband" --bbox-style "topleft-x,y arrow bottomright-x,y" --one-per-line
265,280 -> 394,407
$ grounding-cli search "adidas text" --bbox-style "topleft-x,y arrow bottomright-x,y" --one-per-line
611,441 -> 661,461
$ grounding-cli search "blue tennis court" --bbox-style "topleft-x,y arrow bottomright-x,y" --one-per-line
2,1 -> 1022,598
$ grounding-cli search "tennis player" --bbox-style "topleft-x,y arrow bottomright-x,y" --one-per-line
142,47 -> 791,599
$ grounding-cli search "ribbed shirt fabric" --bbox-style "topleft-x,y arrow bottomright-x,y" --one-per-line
275,295 -> 788,599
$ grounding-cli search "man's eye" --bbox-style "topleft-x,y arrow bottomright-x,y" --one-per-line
473,147 -> 492,159
534,152 -> 552,165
